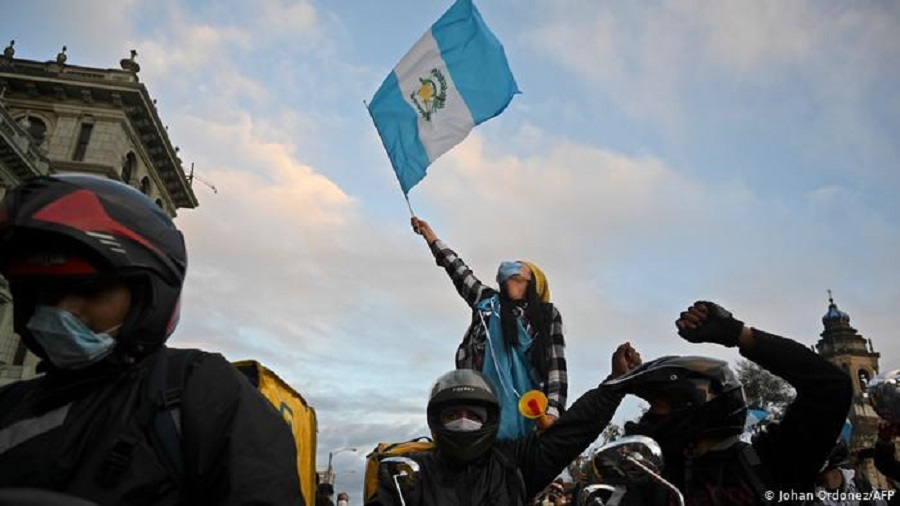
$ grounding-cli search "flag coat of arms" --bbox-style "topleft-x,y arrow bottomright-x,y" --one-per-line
368,0 -> 519,195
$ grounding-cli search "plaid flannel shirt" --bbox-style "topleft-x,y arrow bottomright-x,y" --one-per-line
430,239 -> 568,418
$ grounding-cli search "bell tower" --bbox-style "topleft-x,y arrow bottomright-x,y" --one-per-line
815,292 -> 890,489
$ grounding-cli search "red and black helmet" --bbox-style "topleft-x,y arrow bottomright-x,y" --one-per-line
0,174 -> 187,360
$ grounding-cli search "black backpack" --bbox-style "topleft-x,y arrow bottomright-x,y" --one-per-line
95,348 -> 205,489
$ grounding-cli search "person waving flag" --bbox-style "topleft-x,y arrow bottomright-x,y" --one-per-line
367,0 -> 519,200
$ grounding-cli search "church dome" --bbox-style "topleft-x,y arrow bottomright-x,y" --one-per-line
823,292 -> 851,326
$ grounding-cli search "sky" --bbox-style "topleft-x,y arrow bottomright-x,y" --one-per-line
3,0 -> 900,502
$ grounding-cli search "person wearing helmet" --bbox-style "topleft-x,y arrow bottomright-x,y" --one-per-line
411,217 -> 567,439
0,175 -> 302,505
605,301 -> 852,505
372,342 -> 642,506
815,441 -> 885,506
866,370 -> 900,486
872,423 -> 900,487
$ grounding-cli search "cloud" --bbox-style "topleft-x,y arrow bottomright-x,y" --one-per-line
256,1 -> 320,40
127,4 -> 265,107
0,0 -> 138,68
137,23 -> 252,77
687,1 -> 827,76
525,0 -> 900,151
415,125 -> 900,376
528,1 -> 888,92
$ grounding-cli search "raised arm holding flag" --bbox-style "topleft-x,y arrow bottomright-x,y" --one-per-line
411,216 -> 569,440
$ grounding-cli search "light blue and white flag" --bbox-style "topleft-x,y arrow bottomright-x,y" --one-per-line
840,418 -> 853,444
741,409 -> 769,443
368,0 -> 519,195
745,409 -> 769,429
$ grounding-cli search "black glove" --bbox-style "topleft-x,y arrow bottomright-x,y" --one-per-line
678,301 -> 744,347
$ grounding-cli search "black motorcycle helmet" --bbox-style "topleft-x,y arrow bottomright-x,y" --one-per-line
605,356 -> 747,449
0,174 -> 187,362
427,369 -> 501,463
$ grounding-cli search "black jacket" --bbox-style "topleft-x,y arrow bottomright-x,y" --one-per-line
624,329 -> 853,506
374,383 -> 624,505
875,440 -> 900,483
0,347 -> 303,505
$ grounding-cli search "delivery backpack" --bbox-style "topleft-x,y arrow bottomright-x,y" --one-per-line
363,436 -> 435,504
362,437 -> 528,505
97,349 -> 317,506
234,360 -> 318,506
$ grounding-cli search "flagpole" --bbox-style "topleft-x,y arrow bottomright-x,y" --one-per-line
404,194 -> 415,217
364,99 -> 417,218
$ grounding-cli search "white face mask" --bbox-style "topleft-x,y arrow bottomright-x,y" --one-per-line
337,501 -> 348,506
444,417 -> 483,432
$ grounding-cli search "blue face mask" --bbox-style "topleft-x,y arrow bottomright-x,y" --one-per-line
26,305 -> 120,370
496,261 -> 524,284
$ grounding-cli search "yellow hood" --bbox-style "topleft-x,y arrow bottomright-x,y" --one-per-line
522,261 -> 550,303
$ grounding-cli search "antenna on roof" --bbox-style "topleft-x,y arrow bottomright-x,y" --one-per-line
188,162 -> 218,194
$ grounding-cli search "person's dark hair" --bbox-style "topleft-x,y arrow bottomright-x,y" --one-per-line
499,280 -> 554,379
316,482 -> 334,497
821,440 -> 850,472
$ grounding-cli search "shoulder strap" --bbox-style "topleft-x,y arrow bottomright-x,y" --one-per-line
148,349 -> 204,481
491,445 -> 526,504
380,436 -> 433,454
738,443 -> 774,505
95,348 -> 204,489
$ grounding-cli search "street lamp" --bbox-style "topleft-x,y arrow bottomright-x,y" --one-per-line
327,447 -> 357,485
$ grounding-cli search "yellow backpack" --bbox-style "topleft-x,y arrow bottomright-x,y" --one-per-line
233,360 -> 317,506
363,436 -> 434,504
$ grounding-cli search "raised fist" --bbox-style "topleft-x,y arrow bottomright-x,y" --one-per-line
676,301 -> 744,348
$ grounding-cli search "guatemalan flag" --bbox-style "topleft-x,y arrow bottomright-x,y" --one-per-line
368,0 -> 520,195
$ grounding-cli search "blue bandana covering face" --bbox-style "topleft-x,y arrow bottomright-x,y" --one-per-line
27,305 -> 118,369
476,296 -> 537,440
496,261 -> 523,284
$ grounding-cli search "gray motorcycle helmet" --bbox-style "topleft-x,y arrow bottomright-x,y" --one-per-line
427,370 -> 501,463
869,369 -> 900,423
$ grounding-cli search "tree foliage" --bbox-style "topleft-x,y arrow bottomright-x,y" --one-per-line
735,359 -> 795,417
600,422 -> 623,446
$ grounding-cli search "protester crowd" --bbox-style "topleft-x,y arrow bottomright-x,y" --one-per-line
0,176 -> 896,506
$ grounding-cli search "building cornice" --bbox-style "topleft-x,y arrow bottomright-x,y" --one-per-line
0,99 -> 49,182
0,57 -> 197,209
